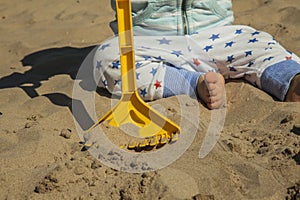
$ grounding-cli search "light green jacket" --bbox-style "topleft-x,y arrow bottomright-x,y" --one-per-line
110,0 -> 234,35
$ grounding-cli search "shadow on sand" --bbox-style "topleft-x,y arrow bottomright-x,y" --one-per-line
0,46 -> 111,130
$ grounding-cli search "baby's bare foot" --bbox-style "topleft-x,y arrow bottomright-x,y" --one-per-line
285,74 -> 300,102
197,72 -> 226,109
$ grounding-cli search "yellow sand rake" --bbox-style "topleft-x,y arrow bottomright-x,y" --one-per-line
85,0 -> 180,149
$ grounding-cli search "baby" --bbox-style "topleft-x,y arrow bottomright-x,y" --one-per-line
94,0 -> 300,109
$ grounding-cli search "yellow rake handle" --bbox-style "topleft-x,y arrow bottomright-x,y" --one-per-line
116,0 -> 136,93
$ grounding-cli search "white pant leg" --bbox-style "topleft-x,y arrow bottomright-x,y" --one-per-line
94,26 -> 300,101
190,25 -> 300,88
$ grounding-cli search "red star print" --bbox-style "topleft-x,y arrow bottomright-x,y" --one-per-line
154,80 -> 162,89
193,58 -> 201,66
286,56 -> 292,60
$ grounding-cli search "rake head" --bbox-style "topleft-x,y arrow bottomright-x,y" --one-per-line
85,92 -> 180,150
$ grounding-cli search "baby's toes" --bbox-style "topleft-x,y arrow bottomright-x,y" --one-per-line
207,99 -> 224,109
209,90 -> 218,96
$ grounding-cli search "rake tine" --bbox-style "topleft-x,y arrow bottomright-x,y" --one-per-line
128,141 -> 138,149
159,134 -> 168,144
170,132 -> 179,143
148,136 -> 158,146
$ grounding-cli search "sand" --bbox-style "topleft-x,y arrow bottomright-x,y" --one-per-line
0,0 -> 300,199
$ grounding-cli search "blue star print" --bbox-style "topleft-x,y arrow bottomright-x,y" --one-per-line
245,51 -> 252,57
140,88 -> 147,97
203,45 -> 213,52
150,67 -> 157,76
229,66 -> 237,71
114,79 -> 121,85
235,29 -> 243,34
171,50 -> 183,57
209,34 -> 220,41
136,62 -> 143,68
251,31 -> 260,36
96,60 -> 102,70
227,55 -> 235,63
143,55 -> 151,60
154,56 -> 165,61
112,61 -> 120,69
248,61 -> 254,67
263,56 -> 274,62
99,44 -> 110,51
268,42 -> 276,45
102,80 -> 107,87
158,37 -> 171,45
136,72 -> 140,80
248,38 -> 258,43
225,41 -> 235,48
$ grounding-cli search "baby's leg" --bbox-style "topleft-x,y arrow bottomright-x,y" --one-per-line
94,35 -> 225,108
163,66 -> 225,109
190,25 -> 300,101
285,74 -> 300,102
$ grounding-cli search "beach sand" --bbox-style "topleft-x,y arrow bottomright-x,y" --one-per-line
0,0 -> 300,199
